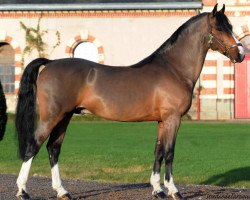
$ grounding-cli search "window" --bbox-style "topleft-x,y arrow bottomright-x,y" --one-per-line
0,43 -> 15,94
73,42 -> 99,63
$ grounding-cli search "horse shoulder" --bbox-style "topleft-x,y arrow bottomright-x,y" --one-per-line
154,78 -> 193,117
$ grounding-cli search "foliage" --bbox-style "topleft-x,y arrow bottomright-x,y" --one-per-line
20,17 -> 60,66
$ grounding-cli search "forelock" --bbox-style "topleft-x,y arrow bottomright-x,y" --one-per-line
215,12 -> 233,33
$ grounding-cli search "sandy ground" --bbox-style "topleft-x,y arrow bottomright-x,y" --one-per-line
1,174 -> 250,200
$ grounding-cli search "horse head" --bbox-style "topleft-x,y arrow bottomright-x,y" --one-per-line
207,4 -> 245,63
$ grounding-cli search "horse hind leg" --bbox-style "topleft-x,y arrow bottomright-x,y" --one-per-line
46,112 -> 73,200
16,121 -> 55,199
16,157 -> 33,199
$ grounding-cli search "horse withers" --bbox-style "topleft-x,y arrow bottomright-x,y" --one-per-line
15,4 -> 245,200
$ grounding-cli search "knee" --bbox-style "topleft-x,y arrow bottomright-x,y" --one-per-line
165,151 -> 174,162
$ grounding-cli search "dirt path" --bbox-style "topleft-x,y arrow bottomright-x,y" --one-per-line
1,174 -> 250,199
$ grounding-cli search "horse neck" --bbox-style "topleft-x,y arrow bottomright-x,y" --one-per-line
156,14 -> 209,89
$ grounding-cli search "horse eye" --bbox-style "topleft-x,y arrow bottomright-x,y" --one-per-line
217,28 -> 223,32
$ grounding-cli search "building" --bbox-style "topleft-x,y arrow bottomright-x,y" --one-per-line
0,0 -> 249,120
201,0 -> 250,120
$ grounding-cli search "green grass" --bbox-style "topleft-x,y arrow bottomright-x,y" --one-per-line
1,121 -> 250,188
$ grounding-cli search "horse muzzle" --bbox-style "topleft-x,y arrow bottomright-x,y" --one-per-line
235,43 -> 245,63
229,53 -> 245,64
227,43 -> 245,63
237,52 -> 245,63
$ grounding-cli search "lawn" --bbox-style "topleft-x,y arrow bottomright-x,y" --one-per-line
1,120 -> 250,188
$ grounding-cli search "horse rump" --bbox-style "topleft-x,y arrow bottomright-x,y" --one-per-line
15,58 -> 51,160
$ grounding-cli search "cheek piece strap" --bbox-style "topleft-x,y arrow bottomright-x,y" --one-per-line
207,15 -> 242,63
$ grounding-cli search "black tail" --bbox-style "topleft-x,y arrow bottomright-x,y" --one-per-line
0,81 -> 7,141
15,58 -> 52,160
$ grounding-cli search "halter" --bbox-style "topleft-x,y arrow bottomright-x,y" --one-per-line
207,14 -> 242,62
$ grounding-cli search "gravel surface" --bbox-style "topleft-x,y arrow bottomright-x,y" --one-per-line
1,174 -> 250,200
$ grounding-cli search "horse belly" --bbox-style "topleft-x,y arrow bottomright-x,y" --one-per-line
80,91 -> 160,122
96,105 -> 160,122
77,68 -> 161,121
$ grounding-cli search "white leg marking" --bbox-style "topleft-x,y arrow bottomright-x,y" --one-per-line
150,172 -> 163,194
232,33 -> 245,55
16,157 -> 33,196
164,174 -> 178,195
51,163 -> 68,197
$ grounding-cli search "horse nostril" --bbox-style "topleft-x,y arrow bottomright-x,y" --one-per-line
239,53 -> 245,62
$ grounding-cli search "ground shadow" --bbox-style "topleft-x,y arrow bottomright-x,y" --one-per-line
75,183 -> 150,199
202,166 -> 250,186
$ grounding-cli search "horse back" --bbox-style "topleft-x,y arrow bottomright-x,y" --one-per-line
37,58 -> 192,122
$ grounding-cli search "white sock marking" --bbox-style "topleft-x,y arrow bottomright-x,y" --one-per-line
164,174 -> 178,195
16,157 -> 33,196
51,163 -> 68,197
150,172 -> 163,194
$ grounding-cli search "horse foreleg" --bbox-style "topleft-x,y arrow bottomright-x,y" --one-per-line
150,122 -> 166,198
151,114 -> 186,200
163,114 -> 186,200
164,145 -> 181,199
47,113 -> 73,200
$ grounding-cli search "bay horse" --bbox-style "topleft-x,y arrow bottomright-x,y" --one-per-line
15,4 -> 245,200
0,81 -> 7,141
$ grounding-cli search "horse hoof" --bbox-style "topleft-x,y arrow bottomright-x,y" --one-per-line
153,190 -> 167,199
16,190 -> 31,200
169,192 -> 187,200
58,193 -> 73,200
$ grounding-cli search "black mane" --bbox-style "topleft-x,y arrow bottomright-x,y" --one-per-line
155,11 -> 233,55
131,12 -> 207,68
131,11 -> 232,68
156,12 -> 207,54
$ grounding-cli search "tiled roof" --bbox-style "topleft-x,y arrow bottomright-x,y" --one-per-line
1,0 -> 201,3
0,0 -> 202,11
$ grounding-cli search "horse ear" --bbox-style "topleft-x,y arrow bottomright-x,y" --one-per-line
212,3 -> 218,16
220,4 -> 225,14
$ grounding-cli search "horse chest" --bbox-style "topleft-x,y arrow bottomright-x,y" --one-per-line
156,84 -> 193,116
